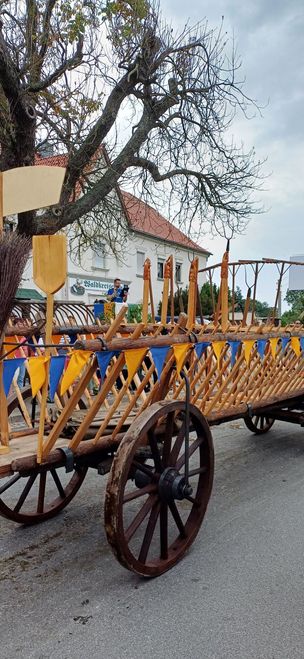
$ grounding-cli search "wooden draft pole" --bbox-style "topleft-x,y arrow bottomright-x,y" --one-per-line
220,240 -> 230,332
187,257 -> 199,330
33,235 -> 67,463
142,258 -> 151,325
161,256 -> 173,325
170,255 -> 175,323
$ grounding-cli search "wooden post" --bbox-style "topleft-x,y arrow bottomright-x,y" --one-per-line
170,256 -> 175,323
161,256 -> 172,325
148,277 -> 155,323
142,258 -> 151,324
187,258 -> 199,329
220,241 -> 229,332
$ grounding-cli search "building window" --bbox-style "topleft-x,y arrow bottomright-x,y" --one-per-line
175,262 -> 182,284
157,259 -> 164,280
137,251 -> 145,274
93,241 -> 106,269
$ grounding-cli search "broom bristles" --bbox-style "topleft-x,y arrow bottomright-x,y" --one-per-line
0,233 -> 31,338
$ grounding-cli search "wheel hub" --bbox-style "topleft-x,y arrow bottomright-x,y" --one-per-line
158,467 -> 193,502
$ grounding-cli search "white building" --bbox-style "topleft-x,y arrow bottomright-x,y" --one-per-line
19,152 -> 210,307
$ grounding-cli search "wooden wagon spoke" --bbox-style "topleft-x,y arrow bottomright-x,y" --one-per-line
188,466 -> 208,478
160,502 -> 168,559
132,459 -> 158,481
37,472 -> 47,514
14,473 -> 38,513
176,436 -> 204,471
138,501 -> 161,564
169,419 -> 186,465
125,494 -> 157,543
168,501 -> 186,538
162,411 -> 176,467
123,483 -> 157,504
50,468 -> 65,499
0,473 -> 21,495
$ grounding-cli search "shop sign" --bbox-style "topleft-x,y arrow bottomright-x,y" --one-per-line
70,277 -> 109,296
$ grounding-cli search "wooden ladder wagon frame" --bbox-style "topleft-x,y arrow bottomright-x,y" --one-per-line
2,249 -> 304,578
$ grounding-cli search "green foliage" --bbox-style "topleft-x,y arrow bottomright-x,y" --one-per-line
200,282 -> 219,316
253,299 -> 271,317
127,303 -> 143,322
281,289 -> 304,326
104,0 -> 149,43
157,282 -> 272,320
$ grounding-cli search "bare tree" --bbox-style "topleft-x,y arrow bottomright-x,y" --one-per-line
0,0 -> 264,251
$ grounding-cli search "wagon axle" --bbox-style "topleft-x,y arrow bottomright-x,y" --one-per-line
158,467 -> 193,502
135,464 -> 193,502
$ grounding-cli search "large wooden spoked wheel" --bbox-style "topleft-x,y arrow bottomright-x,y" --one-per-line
0,465 -> 87,525
244,414 -> 275,435
3,388 -> 87,524
105,400 -> 214,577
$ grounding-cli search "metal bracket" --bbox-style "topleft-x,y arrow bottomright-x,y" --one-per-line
96,337 -> 108,350
57,447 -> 75,473
189,331 -> 198,344
247,403 -> 254,419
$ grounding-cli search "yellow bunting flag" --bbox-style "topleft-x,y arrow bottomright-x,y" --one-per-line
212,341 -> 226,367
269,337 -> 279,360
125,348 -> 147,383
290,337 -> 301,357
172,343 -> 191,375
60,351 -> 92,395
27,356 -> 50,397
243,340 -> 255,366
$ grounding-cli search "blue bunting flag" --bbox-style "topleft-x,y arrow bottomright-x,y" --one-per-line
3,358 -> 26,396
257,339 -> 267,360
281,337 -> 290,353
96,351 -> 119,380
49,355 -> 66,401
150,346 -> 170,376
194,342 -> 210,361
228,341 -> 241,366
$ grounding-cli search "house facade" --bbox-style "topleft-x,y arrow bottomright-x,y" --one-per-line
18,152 -> 210,307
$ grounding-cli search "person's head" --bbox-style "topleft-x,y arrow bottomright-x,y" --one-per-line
114,278 -> 121,288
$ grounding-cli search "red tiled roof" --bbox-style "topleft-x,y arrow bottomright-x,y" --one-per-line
35,153 -> 67,167
121,191 -> 210,255
35,152 -> 210,254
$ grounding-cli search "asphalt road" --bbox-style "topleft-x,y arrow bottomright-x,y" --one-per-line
1,419 -> 304,659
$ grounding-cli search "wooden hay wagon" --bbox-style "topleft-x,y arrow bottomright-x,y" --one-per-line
2,243 -> 304,578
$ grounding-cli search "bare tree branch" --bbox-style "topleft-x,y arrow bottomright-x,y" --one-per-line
0,0 -> 265,250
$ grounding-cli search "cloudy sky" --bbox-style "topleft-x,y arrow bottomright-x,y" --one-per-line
160,0 -> 304,301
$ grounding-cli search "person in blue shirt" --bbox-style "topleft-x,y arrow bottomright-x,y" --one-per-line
107,278 -> 128,303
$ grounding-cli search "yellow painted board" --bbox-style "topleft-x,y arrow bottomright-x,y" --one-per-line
3,166 -> 65,216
